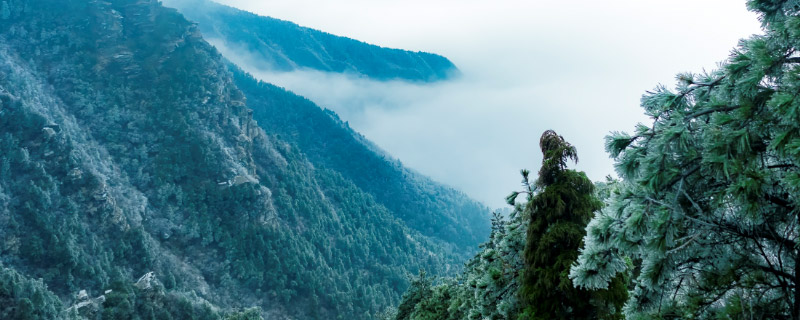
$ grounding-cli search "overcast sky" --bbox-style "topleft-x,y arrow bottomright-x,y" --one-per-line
213,0 -> 762,208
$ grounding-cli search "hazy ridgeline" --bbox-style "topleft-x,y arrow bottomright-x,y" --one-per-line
162,0 -> 459,82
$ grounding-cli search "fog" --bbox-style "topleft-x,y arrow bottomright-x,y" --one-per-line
211,0 -> 762,208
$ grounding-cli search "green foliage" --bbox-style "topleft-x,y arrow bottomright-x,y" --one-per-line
571,1 -> 800,318
230,65 -> 490,254
518,131 -> 626,319
225,308 -> 264,320
536,130 -> 578,186
394,137 -> 627,319
0,267 -> 63,320
395,208 -> 528,320
396,271 -> 433,320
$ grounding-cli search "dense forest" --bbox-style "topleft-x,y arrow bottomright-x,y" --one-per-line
230,66 -> 490,253
162,0 -> 459,81
0,0 -> 487,319
395,1 -> 800,319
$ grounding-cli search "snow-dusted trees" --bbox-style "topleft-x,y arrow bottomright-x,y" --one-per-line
394,210 -> 526,320
571,1 -> 800,318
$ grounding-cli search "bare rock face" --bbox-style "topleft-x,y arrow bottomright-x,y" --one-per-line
68,168 -> 83,180
232,174 -> 258,186
135,271 -> 157,290
67,289 -> 108,314
41,126 -> 56,139
76,289 -> 88,301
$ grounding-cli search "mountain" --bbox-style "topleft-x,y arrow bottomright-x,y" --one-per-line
161,0 -> 459,82
158,0 -> 488,250
160,0 -> 488,254
230,67 -> 490,254
0,0 -> 486,318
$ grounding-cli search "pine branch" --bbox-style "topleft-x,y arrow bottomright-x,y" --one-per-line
785,57 -> 800,64
767,164 -> 798,169
750,263 -> 796,286
684,105 -> 742,120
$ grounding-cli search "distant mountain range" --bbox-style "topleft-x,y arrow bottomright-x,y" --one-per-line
0,0 -> 487,319
163,0 -> 460,81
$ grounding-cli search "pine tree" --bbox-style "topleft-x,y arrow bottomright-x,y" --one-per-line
571,1 -> 800,318
518,130 -> 626,319
396,270 -> 433,320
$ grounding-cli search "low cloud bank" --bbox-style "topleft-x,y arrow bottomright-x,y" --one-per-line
216,38 -> 644,208
207,0 -> 762,208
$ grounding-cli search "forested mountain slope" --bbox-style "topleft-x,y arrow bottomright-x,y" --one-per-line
162,0 -> 489,252
0,0 -> 484,318
162,0 -> 459,81
230,67 -> 490,253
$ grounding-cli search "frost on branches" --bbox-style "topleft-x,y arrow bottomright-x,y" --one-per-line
571,1 -> 800,318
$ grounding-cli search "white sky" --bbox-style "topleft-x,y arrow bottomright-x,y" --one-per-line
214,0 -> 763,208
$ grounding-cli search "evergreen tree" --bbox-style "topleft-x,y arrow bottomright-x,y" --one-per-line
518,130 -> 625,319
392,207 -> 527,320
396,270 -> 433,320
571,1 -> 800,318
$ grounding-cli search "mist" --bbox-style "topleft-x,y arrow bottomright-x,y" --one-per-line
210,0 -> 762,208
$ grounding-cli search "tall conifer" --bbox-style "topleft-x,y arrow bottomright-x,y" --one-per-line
518,130 -> 626,319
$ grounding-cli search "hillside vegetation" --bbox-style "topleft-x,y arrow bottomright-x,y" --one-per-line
164,0 -> 459,82
0,0 -> 486,318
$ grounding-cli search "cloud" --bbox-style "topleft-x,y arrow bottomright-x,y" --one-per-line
209,0 -> 762,208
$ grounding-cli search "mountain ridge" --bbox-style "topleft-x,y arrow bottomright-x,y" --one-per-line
162,0 -> 460,82
230,65 -> 490,253
0,0 -> 486,318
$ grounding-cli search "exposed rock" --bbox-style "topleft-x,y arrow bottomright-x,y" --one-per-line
41,127 -> 56,139
66,290 -> 106,314
231,174 -> 258,186
135,271 -> 157,290
68,168 -> 83,180
76,289 -> 88,301
93,190 -> 108,201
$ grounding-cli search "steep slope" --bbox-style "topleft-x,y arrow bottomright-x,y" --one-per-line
161,0 -> 489,252
230,67 -> 490,253
162,0 -> 459,82
0,0 -> 471,318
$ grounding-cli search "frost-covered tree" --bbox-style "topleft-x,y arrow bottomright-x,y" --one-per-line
394,209 -> 527,320
517,130 -> 626,319
395,165 -> 628,319
396,271 -> 433,320
460,210 -> 526,319
571,1 -> 800,318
